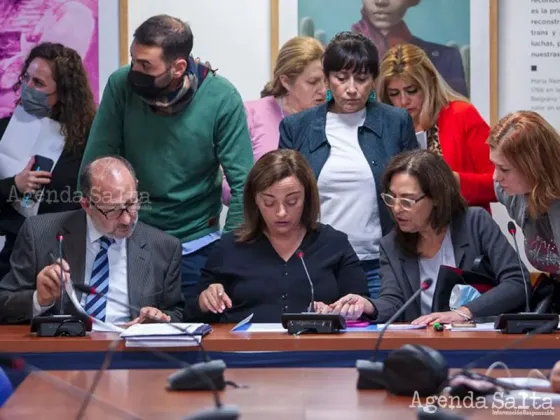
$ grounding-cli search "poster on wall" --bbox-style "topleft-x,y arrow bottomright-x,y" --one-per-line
499,0 -> 560,132
290,0 -> 471,97
0,0 -> 99,119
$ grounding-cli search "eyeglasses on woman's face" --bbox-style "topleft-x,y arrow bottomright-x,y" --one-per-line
380,192 -> 425,211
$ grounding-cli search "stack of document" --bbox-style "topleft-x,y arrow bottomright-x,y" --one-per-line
120,323 -> 212,348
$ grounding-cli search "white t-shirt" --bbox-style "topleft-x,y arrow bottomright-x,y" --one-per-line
418,229 -> 456,315
318,109 -> 381,260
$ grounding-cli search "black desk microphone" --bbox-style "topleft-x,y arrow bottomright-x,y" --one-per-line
73,284 -> 240,420
449,316 -> 560,396
508,221 -> 531,313
356,278 -> 449,397
297,250 -> 315,313
30,234 -> 89,338
280,250 -> 346,334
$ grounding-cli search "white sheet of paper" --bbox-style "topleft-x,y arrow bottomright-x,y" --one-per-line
232,323 -> 287,333
124,338 -> 200,348
64,279 -> 124,333
232,323 -> 427,333
120,323 -> 208,337
377,324 -> 426,330
416,131 -> 427,149
0,105 -> 65,217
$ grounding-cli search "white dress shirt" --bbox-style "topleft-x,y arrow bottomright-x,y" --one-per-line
33,215 -> 130,323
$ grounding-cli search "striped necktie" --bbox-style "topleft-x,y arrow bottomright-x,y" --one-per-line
85,236 -> 114,322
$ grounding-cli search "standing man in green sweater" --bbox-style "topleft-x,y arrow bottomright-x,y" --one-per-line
80,15 -> 253,303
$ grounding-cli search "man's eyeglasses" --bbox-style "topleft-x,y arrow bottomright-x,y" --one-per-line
90,200 -> 140,220
380,193 -> 426,211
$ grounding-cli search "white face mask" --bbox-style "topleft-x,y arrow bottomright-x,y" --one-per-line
449,284 -> 481,310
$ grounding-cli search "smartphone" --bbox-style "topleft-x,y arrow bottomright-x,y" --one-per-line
451,322 -> 476,328
32,155 -> 54,172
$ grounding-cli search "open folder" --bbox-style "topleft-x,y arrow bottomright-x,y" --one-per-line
120,323 -> 212,348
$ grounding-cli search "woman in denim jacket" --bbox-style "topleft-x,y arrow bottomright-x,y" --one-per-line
279,31 -> 417,298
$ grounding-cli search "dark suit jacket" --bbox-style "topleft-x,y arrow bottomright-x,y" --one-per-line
0,210 -> 184,324
279,101 -> 418,236
372,207 -> 528,322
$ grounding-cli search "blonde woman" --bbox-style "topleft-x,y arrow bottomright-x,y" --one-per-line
222,36 -> 325,204
489,111 -> 560,309
377,43 -> 495,212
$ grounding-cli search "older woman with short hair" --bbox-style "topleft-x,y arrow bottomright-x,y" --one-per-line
279,31 -> 418,299
362,149 -> 526,325
189,149 -> 372,323
377,43 -> 495,212
222,36 -> 325,204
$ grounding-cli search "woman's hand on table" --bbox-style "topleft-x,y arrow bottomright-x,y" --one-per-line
328,294 -> 374,320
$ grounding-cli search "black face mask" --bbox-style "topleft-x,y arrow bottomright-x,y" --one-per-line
128,68 -> 173,98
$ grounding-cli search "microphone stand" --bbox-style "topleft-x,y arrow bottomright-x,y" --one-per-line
30,246 -> 89,338
279,250 -> 346,334
493,222 -> 558,334
73,285 -> 241,419
75,339 -> 120,420
356,279 -> 433,390
56,313 -> 240,420
444,317 -> 560,401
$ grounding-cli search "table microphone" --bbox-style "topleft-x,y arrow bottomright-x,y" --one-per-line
356,278 -> 448,397
73,283 -> 232,393
57,234 -> 65,315
447,316 -> 559,399
279,250 -> 346,334
30,235 -> 89,338
69,319 -> 240,420
297,250 -> 314,313
493,222 -> 558,334
508,221 -> 530,313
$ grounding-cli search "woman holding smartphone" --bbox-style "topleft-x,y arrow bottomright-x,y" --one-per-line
0,42 -> 95,279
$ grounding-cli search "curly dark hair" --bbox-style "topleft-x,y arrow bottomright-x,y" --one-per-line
13,42 -> 96,155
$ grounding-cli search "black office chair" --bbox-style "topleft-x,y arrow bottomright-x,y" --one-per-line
530,273 -> 556,313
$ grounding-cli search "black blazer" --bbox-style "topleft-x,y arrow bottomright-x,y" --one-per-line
184,223 -> 369,323
0,116 -> 83,259
372,207 -> 528,322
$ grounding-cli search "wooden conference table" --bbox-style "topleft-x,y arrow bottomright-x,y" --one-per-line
1,368 -> 557,419
1,324 -> 559,370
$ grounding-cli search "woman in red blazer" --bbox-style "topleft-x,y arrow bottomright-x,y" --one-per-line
376,43 -> 495,212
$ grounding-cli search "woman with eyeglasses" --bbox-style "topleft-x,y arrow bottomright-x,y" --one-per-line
0,43 -> 95,279
358,149 -> 527,325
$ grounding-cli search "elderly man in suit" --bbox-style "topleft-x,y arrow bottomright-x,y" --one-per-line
0,155 -> 184,325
